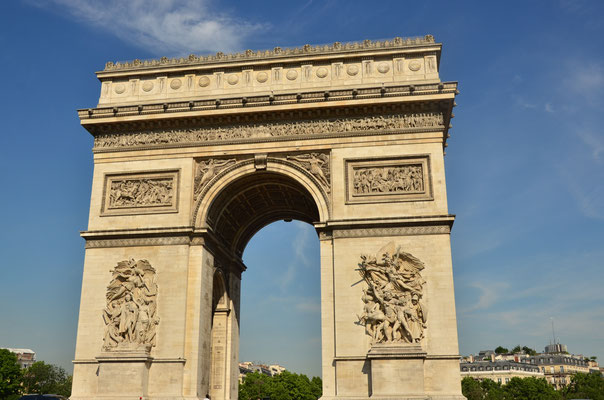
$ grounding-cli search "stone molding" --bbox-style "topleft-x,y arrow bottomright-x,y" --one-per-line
85,236 -> 191,248
103,36 -> 437,72
80,82 -> 457,122
332,225 -> 450,238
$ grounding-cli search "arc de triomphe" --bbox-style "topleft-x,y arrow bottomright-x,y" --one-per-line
72,35 -> 463,400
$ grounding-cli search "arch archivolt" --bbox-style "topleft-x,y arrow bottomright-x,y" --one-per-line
192,156 -> 331,230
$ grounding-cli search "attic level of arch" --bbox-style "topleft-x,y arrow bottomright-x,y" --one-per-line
80,89 -> 456,154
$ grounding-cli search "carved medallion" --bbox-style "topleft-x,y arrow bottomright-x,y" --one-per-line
142,81 -> 154,92
103,259 -> 159,352
198,76 -> 211,87
170,79 -> 182,90
357,242 -> 427,345
102,170 -> 179,215
114,83 -> 126,94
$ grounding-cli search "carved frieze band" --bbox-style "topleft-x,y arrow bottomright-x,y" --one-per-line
102,170 -> 179,215
93,112 -> 445,150
103,259 -> 159,352
85,237 -> 191,248
357,242 -> 427,345
346,156 -> 432,204
333,225 -> 449,238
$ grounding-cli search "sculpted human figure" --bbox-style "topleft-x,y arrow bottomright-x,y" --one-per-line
103,259 -> 159,351
357,243 -> 427,344
287,153 -> 330,189
195,158 -> 236,198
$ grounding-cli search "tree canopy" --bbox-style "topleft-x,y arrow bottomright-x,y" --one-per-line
0,349 -> 22,399
238,370 -> 322,400
21,361 -> 72,397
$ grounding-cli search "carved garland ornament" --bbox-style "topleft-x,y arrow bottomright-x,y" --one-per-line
102,259 -> 159,352
357,242 -> 427,344
94,112 -> 445,149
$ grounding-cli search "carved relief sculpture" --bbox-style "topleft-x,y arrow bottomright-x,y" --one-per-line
286,153 -> 330,191
353,164 -> 423,195
102,259 -> 159,352
109,177 -> 173,208
194,158 -> 236,201
357,242 -> 427,345
94,112 -> 445,149
102,171 -> 179,215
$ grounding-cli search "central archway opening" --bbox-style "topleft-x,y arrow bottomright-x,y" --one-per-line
203,169 -> 326,399
240,220 -> 322,375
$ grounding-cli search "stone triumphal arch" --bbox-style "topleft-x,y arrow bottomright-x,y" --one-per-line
72,35 -> 463,400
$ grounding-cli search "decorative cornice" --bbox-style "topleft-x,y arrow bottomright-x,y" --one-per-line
102,36 -> 437,72
79,82 -> 457,122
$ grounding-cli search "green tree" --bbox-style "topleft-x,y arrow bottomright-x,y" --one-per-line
512,345 -> 522,354
22,361 -> 72,396
495,346 -> 509,354
503,377 -> 561,400
0,349 -> 23,398
461,377 -> 485,400
521,346 -> 537,356
563,372 -> 604,400
238,370 -> 322,400
239,371 -> 272,400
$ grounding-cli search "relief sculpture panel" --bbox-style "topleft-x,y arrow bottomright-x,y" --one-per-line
94,112 -> 445,149
102,259 -> 159,352
194,158 -> 237,202
357,242 -> 427,345
346,156 -> 431,204
102,170 -> 179,215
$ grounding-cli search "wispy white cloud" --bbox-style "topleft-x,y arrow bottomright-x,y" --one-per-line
275,263 -> 296,292
460,282 -> 508,313
28,0 -> 268,56
292,221 -> 314,268
544,102 -> 554,113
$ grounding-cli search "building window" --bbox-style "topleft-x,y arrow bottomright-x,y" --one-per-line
542,367 -> 545,373
551,367 -> 555,373
560,366 -> 564,373
498,378 -> 502,383
505,378 -> 509,384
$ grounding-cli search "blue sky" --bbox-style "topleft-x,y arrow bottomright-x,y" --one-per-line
0,0 -> 603,378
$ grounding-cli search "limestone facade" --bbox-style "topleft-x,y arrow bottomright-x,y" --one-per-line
72,35 -> 463,400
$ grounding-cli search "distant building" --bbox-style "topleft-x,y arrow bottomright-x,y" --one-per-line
529,353 -> 591,390
460,359 -> 543,384
544,343 -> 568,354
462,342 -> 601,390
2,348 -> 36,369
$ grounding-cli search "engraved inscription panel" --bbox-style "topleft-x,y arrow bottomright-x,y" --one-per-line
102,170 -> 179,215
346,156 -> 431,204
